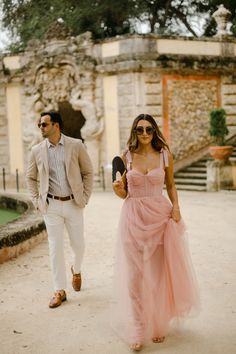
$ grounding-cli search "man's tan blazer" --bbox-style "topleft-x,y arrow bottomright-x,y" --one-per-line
26,134 -> 93,213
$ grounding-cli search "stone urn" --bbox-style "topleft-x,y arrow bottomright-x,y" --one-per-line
209,145 -> 233,160
212,4 -> 232,38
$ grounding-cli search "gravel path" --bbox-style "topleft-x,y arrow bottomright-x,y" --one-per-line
0,191 -> 236,354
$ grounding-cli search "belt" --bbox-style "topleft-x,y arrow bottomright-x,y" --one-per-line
47,193 -> 74,201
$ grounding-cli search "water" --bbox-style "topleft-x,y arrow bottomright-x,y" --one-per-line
0,208 -> 21,225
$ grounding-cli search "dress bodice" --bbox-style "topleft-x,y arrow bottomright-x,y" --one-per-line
125,149 -> 168,198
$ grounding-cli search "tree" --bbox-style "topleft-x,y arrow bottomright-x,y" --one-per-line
132,0 -> 236,37
132,0 -> 206,36
1,0 -> 236,52
1,0 -> 135,51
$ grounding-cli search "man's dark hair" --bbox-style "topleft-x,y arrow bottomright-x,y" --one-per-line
40,111 -> 63,129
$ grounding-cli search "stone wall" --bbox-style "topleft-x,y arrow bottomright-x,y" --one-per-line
222,76 -> 236,132
118,72 -> 163,152
118,73 -> 136,151
164,75 -> 220,159
1,33 -> 236,189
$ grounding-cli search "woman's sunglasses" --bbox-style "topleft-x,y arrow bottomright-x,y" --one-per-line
135,126 -> 155,135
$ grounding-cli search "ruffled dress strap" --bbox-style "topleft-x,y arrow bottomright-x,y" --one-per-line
160,148 -> 169,169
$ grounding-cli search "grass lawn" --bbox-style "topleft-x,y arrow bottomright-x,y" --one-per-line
0,208 -> 21,225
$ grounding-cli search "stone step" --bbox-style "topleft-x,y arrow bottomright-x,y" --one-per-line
183,166 -> 206,172
175,172 -> 206,179
193,159 -> 207,163
190,164 -> 207,168
175,178 -> 206,186
176,184 -> 206,191
173,141 -> 236,192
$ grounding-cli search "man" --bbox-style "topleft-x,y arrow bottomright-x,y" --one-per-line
26,111 -> 93,308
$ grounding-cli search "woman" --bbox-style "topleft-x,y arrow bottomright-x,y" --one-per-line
112,114 -> 200,351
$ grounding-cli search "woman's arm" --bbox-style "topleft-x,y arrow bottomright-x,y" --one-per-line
165,151 -> 181,222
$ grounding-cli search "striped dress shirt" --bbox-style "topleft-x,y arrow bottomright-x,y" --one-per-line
47,135 -> 73,197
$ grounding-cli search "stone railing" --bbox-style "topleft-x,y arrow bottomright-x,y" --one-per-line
0,193 -> 46,264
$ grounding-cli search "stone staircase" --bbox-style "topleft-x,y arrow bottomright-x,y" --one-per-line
174,145 -> 236,192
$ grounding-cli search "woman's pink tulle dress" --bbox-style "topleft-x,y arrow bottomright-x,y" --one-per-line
112,149 -> 200,344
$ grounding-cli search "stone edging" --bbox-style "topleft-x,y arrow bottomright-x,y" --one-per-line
0,193 -> 46,264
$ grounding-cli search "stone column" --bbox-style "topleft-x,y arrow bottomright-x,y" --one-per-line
207,160 -> 233,191
103,75 -> 120,190
6,84 -> 24,174
83,136 -> 100,184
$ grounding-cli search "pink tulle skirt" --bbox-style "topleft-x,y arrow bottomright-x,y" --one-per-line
111,195 -> 200,344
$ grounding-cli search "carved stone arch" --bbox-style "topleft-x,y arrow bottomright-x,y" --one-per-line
23,56 -> 104,182
33,62 -> 79,111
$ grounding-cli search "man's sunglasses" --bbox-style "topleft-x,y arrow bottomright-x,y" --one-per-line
38,122 -> 54,128
134,126 -> 155,135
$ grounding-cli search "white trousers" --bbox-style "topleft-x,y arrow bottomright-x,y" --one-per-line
43,198 -> 84,291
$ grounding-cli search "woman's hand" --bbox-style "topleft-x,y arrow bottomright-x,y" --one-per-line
171,206 -> 181,222
112,172 -> 127,199
113,177 -> 124,192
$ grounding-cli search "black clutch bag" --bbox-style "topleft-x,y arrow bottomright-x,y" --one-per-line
112,156 -> 127,182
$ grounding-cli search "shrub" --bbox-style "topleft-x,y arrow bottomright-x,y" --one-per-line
209,108 -> 229,146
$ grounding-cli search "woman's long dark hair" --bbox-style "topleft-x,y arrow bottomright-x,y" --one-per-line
127,114 -> 169,152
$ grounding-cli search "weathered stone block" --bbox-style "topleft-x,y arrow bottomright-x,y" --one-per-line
222,85 -> 236,94
145,83 -> 162,94
145,94 -> 162,105
0,154 -> 10,164
224,105 -> 236,115
221,42 -> 235,57
120,118 -> 134,129
118,95 -> 134,107
0,107 -> 6,116
120,38 -> 157,55
0,119 -> 7,127
226,115 -> 236,126
207,160 -> 234,191
232,163 -> 236,187
119,107 -> 134,119
144,73 -> 161,83
221,76 -> 234,84
222,95 -> 236,105
118,83 -> 133,95
95,87 -> 103,98
143,106 -> 162,116
118,74 -> 132,84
